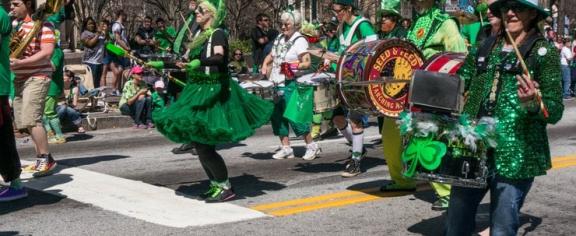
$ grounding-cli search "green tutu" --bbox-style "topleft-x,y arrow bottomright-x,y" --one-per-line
153,76 -> 274,145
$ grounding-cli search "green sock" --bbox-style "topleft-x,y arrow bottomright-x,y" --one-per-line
216,180 -> 231,190
42,117 -> 52,133
49,118 -> 64,137
10,178 -> 23,190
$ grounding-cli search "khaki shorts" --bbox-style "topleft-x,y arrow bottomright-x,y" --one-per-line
13,76 -> 52,130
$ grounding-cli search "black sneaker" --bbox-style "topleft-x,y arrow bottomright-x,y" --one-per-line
319,127 -> 339,139
341,158 -> 361,177
171,143 -> 197,155
204,187 -> 236,203
431,196 -> 450,211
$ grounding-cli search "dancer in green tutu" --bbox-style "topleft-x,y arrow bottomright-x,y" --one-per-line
152,0 -> 273,202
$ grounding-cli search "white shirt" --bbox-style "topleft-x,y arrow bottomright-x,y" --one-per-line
269,32 -> 309,85
561,46 -> 573,66
112,21 -> 128,46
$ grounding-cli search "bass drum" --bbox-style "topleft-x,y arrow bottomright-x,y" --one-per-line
336,39 -> 424,117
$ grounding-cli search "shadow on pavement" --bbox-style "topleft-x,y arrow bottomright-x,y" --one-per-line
0,174 -> 74,216
175,173 -> 286,200
0,232 -> 28,236
57,155 -> 129,168
65,133 -> 94,142
217,142 -> 247,150
292,156 -> 385,174
407,203 -> 543,236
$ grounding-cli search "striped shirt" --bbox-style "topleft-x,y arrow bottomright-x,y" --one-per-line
12,16 -> 56,80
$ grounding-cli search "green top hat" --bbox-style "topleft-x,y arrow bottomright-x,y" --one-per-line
489,0 -> 550,18
333,0 -> 357,8
378,0 -> 401,17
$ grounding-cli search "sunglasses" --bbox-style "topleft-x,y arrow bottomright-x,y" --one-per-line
235,53 -> 242,56
196,6 -> 205,15
261,19 -> 270,22
332,8 -> 345,14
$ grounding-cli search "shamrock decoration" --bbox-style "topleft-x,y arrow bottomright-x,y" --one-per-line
402,136 -> 447,178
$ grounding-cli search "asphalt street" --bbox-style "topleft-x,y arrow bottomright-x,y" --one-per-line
2,102 -> 576,236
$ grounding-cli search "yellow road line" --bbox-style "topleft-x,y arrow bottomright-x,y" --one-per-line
268,192 -> 409,216
251,155 -> 576,217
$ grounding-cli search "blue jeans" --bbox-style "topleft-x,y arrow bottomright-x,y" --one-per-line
85,63 -> 103,88
561,65 -> 571,97
120,97 -> 152,125
56,105 -> 82,126
445,175 -> 534,236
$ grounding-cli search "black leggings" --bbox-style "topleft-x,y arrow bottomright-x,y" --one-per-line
195,143 -> 228,182
0,96 -> 21,182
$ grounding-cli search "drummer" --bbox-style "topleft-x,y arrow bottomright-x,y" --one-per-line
446,0 -> 563,234
261,10 -> 320,161
378,0 -> 467,211
327,0 -> 377,177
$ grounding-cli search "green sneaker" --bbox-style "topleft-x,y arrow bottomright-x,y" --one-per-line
204,187 -> 236,203
431,196 -> 450,211
199,184 -> 219,200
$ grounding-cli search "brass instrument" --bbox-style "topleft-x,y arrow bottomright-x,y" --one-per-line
9,0 -> 63,59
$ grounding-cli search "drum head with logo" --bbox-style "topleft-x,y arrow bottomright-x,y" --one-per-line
337,39 -> 424,117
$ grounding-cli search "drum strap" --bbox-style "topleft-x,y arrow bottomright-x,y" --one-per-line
339,17 -> 369,48
476,34 -> 545,73
205,29 -> 222,75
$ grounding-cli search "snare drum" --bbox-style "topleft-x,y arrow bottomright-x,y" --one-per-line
239,80 -> 274,100
297,73 -> 338,113
336,39 -> 424,117
401,112 -> 490,188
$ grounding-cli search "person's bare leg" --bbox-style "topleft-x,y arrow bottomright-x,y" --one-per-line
29,123 -> 49,155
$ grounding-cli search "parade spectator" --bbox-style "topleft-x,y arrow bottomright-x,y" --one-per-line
135,16 -> 156,55
119,66 -> 153,129
151,80 -> 166,115
154,17 -> 176,53
228,49 -> 248,74
111,10 -> 131,94
561,38 -> 573,99
251,13 -> 278,73
572,38 -> 576,96
99,19 -> 113,88
401,18 -> 412,30
81,17 -> 106,88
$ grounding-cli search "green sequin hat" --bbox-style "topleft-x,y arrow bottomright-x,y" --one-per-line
200,0 -> 226,28
489,0 -> 550,18
378,0 -> 401,17
333,0 -> 357,9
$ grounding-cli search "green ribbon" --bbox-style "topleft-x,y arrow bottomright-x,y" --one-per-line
402,136 -> 447,178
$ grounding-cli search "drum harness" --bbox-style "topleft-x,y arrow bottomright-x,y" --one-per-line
474,33 -> 545,117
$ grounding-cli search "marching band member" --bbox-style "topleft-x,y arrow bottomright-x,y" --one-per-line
261,10 -> 320,161
446,0 -> 563,234
330,0 -> 377,177
379,0 -> 467,211
10,0 -> 58,177
153,0 -> 273,202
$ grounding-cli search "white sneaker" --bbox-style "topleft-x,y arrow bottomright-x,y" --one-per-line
302,143 -> 320,160
272,146 -> 294,159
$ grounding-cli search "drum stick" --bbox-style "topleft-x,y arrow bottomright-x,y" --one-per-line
180,12 -> 195,40
503,18 -> 549,118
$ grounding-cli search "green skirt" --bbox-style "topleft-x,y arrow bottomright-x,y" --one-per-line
153,77 -> 274,145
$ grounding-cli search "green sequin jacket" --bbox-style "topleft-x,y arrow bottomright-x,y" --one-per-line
458,38 -> 564,179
